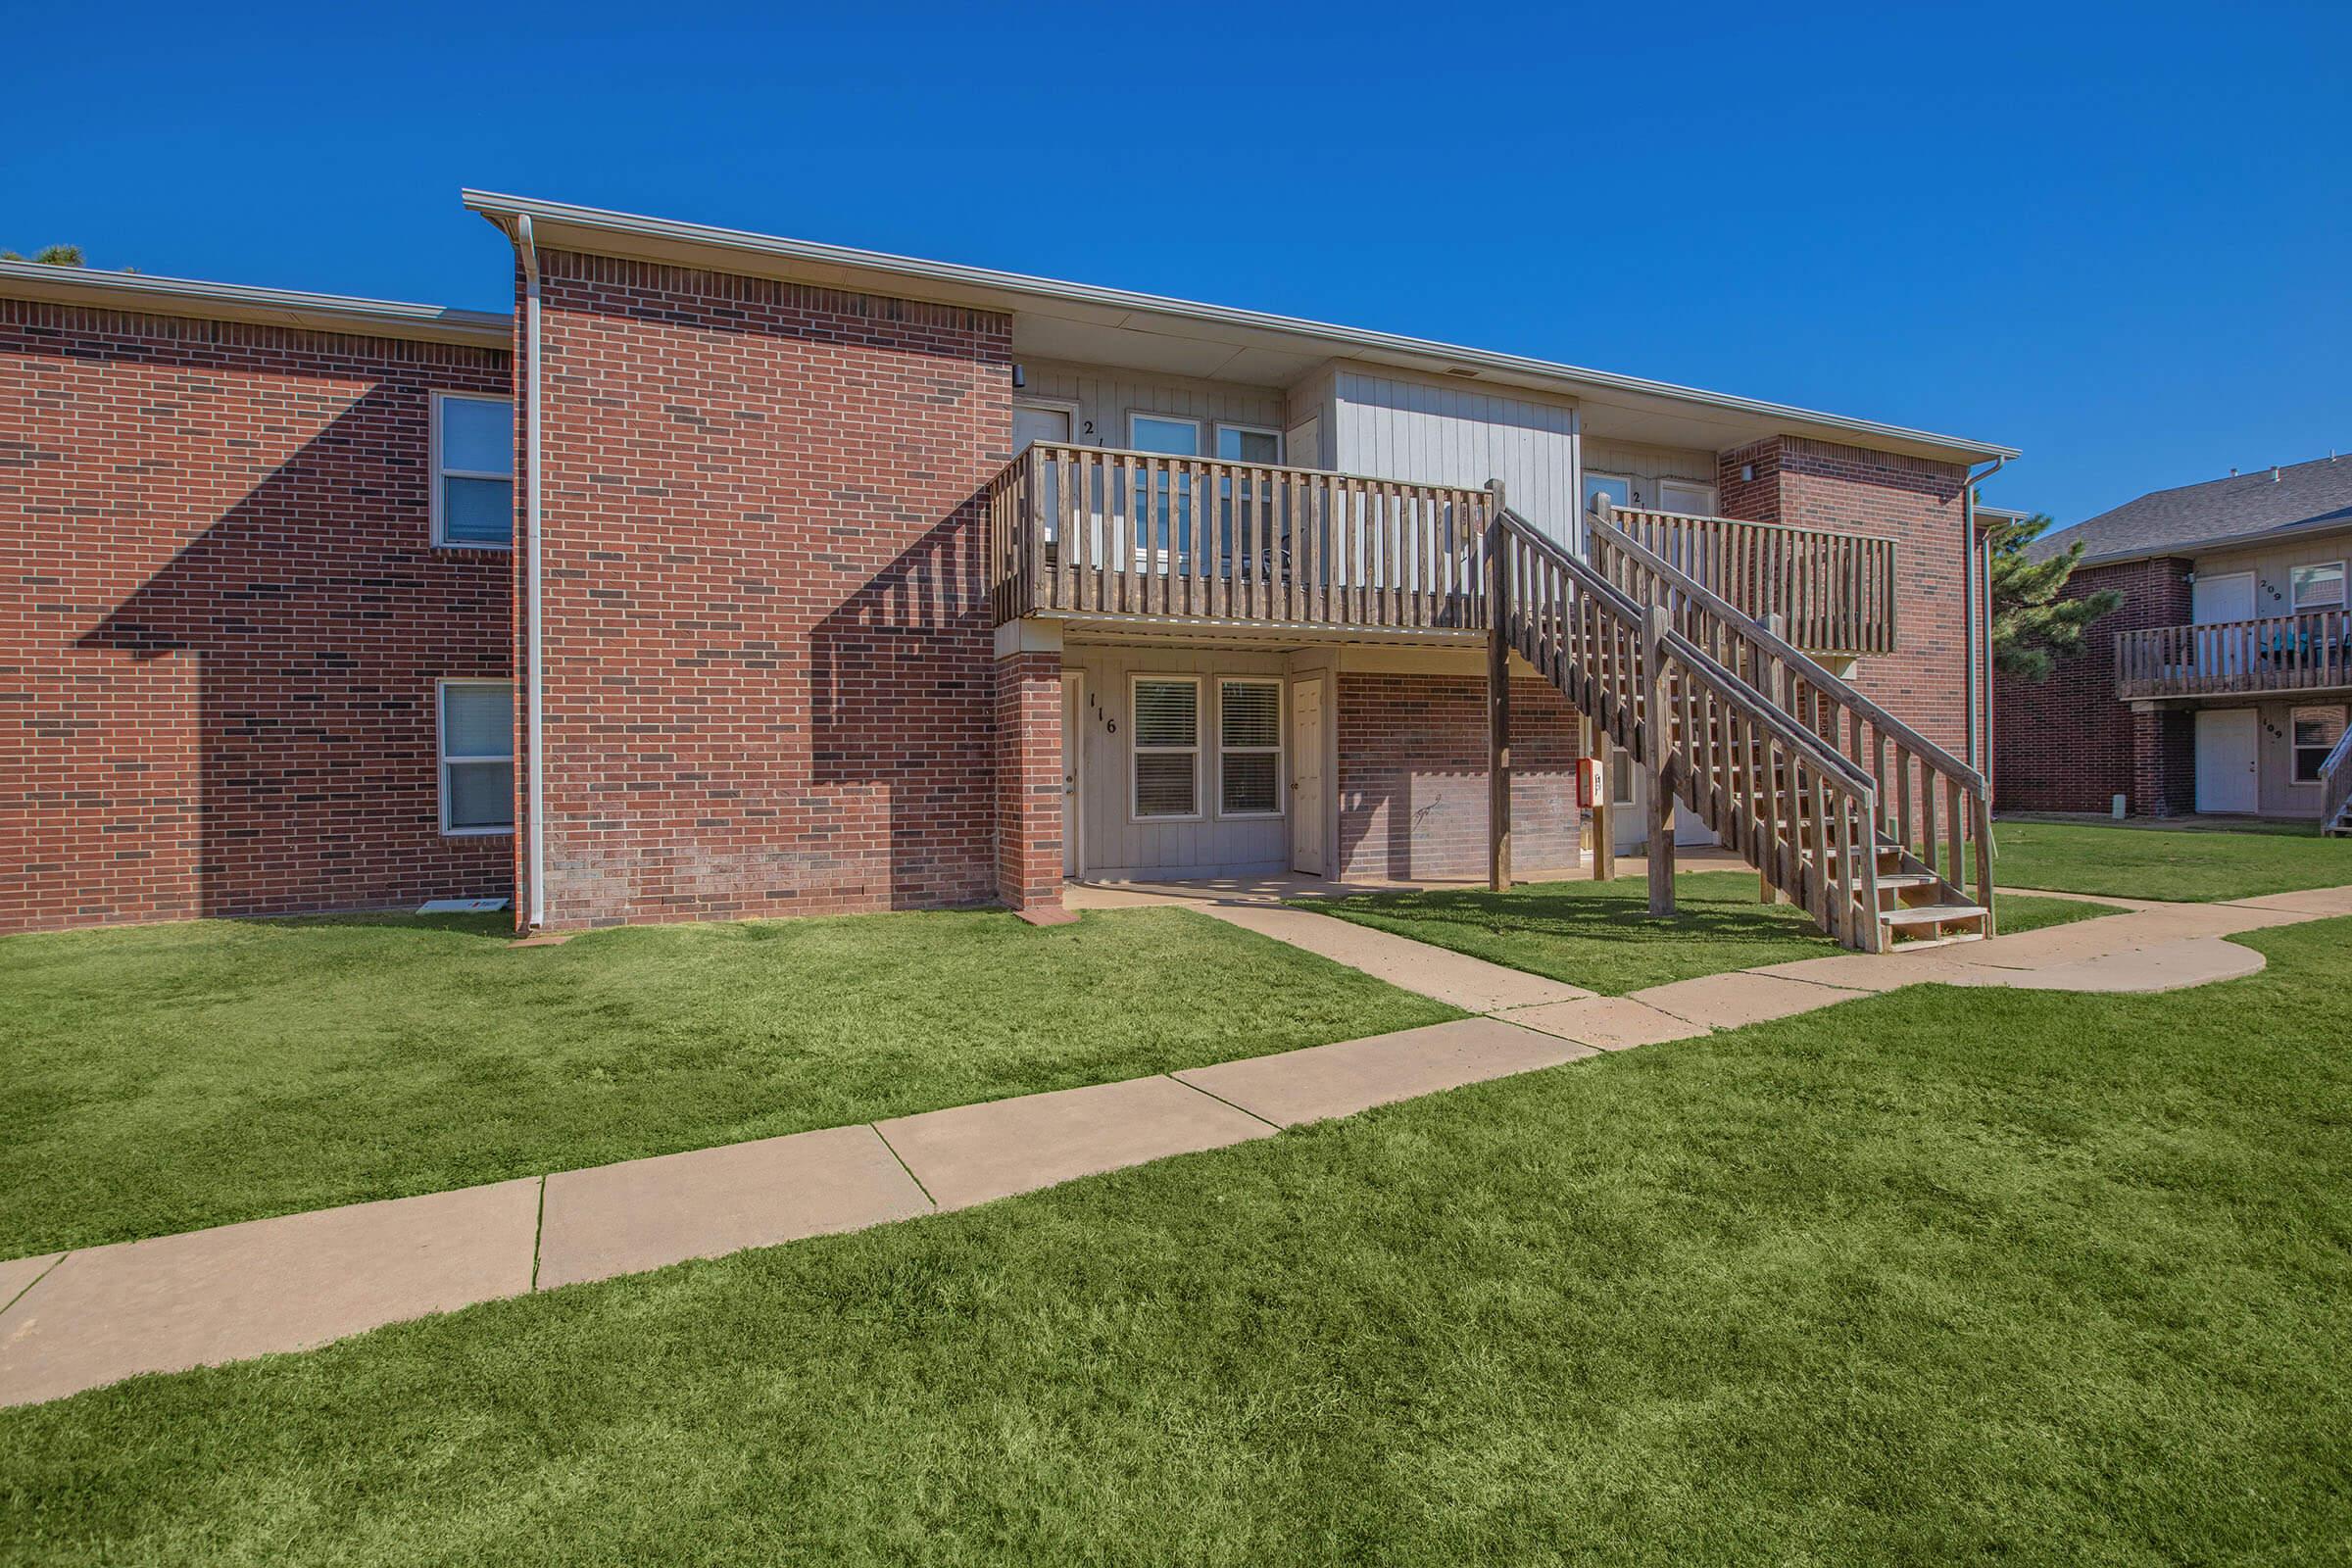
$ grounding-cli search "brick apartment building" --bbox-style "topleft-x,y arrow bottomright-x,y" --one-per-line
2,193 -> 2017,944
1995,456 -> 2352,823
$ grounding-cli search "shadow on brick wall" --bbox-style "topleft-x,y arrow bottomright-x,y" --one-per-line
806,495 -> 998,908
75,391 -> 510,919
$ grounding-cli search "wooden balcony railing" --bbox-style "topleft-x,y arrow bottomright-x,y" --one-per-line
986,442 -> 1495,630
2114,610 -> 2352,699
1604,506 -> 1899,654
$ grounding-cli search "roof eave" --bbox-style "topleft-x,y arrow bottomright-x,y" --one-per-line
0,259 -> 512,350
463,189 -> 2019,466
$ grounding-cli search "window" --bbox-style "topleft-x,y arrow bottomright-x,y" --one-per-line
1131,676 -> 1200,818
1584,472 -> 1633,515
1218,678 -> 1283,816
2291,706 -> 2345,784
1215,424 -> 1282,464
438,681 -> 515,834
1128,414 -> 1200,456
2290,561 -> 2345,612
432,393 -> 514,548
1128,415 -> 1201,562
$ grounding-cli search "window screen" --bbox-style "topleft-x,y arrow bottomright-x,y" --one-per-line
1219,679 -> 1282,815
1132,678 -> 1199,817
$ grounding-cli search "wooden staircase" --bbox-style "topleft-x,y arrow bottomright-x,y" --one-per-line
1488,502 -> 1996,953
2321,727 -> 2352,838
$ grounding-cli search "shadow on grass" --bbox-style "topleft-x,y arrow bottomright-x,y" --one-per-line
1314,880 -> 1816,948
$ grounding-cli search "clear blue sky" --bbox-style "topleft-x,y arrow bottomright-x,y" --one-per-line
6,0 -> 2345,526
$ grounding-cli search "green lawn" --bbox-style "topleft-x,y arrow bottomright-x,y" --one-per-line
1989,818 -> 2352,902
3,918 -> 2342,1564
1301,871 -> 2119,994
0,907 -> 1454,1259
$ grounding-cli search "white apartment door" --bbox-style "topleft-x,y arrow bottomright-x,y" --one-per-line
1013,403 -> 1070,453
2191,570 -> 2257,683
2194,708 -> 2258,814
1291,679 -> 1326,875
2192,571 -> 2255,623
1060,673 -> 1084,875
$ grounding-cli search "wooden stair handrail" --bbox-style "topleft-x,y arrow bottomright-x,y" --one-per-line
2320,724 -> 2352,834
1589,510 -> 1986,793
1656,624 -> 1877,795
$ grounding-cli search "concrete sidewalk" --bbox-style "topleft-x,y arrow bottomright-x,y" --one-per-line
5,879 -> 2346,1409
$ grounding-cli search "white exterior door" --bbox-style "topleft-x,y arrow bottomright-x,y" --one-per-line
2192,571 -> 2255,624
2194,708 -> 2258,814
1291,679 -> 1326,875
1013,403 -> 1070,453
1060,673 -> 1084,875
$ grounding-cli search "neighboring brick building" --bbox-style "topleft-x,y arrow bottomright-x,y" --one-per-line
0,193 -> 2020,936
0,277 -> 514,932
1996,458 -> 2352,820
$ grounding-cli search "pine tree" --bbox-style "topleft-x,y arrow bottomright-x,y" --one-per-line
1987,506 -> 2121,681
0,244 -> 85,266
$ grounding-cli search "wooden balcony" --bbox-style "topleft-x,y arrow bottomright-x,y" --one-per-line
985,442 -> 1495,632
2115,610 -> 2352,700
1603,506 -> 1899,655
982,445 -> 1903,649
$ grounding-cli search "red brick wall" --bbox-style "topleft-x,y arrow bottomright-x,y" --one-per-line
523,250 -> 1011,927
0,298 -> 513,933
1994,556 -> 2191,812
994,651 -> 1063,909
1336,672 -> 1583,880
1719,436 -> 1977,761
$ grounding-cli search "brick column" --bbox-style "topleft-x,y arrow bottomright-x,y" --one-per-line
995,651 -> 1069,921
2132,706 -> 2195,817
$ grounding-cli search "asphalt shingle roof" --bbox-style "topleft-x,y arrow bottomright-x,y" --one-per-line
2029,454 -> 2352,564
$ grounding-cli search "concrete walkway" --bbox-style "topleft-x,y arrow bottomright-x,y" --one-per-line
5,880 -> 2347,1409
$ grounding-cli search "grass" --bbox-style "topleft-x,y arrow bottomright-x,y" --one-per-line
0,907 -> 1454,1258
2,917 -> 2343,1564
1300,871 -> 2119,994
1989,818 -> 2352,902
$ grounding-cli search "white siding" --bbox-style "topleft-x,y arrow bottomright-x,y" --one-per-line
1328,367 -> 1580,546
1064,643 -> 1293,879
1017,361 -> 1287,454
1580,437 -> 1721,511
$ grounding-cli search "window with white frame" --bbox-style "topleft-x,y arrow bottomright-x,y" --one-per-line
1584,472 -> 1633,514
431,392 -> 514,548
1128,415 -> 1201,563
2291,706 -> 2345,784
1218,678 -> 1283,816
438,680 -> 515,834
1215,424 -> 1281,464
2290,560 -> 2345,612
1131,675 -> 1200,818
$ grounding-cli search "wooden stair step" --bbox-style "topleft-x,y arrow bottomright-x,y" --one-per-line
1876,871 -> 1942,891
1880,901 -> 1987,928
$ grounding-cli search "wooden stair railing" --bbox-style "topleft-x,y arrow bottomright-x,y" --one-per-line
1607,505 -> 1899,654
1587,503 -> 1996,936
2320,725 -> 2352,838
1492,508 -> 1889,951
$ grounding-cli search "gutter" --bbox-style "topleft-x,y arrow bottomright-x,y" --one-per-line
511,216 -> 547,930
1962,457 -> 2008,782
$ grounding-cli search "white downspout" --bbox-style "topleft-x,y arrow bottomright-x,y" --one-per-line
514,216 -> 546,928
1961,455 -> 2007,777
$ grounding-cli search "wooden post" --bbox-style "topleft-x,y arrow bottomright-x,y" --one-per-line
1591,729 -> 1616,883
1643,605 -> 1676,917
1487,486 -> 1512,892
1759,612 -> 1787,906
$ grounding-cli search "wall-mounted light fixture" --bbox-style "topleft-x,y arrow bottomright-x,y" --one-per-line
1740,463 -> 1755,482
1011,363 -> 1025,389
